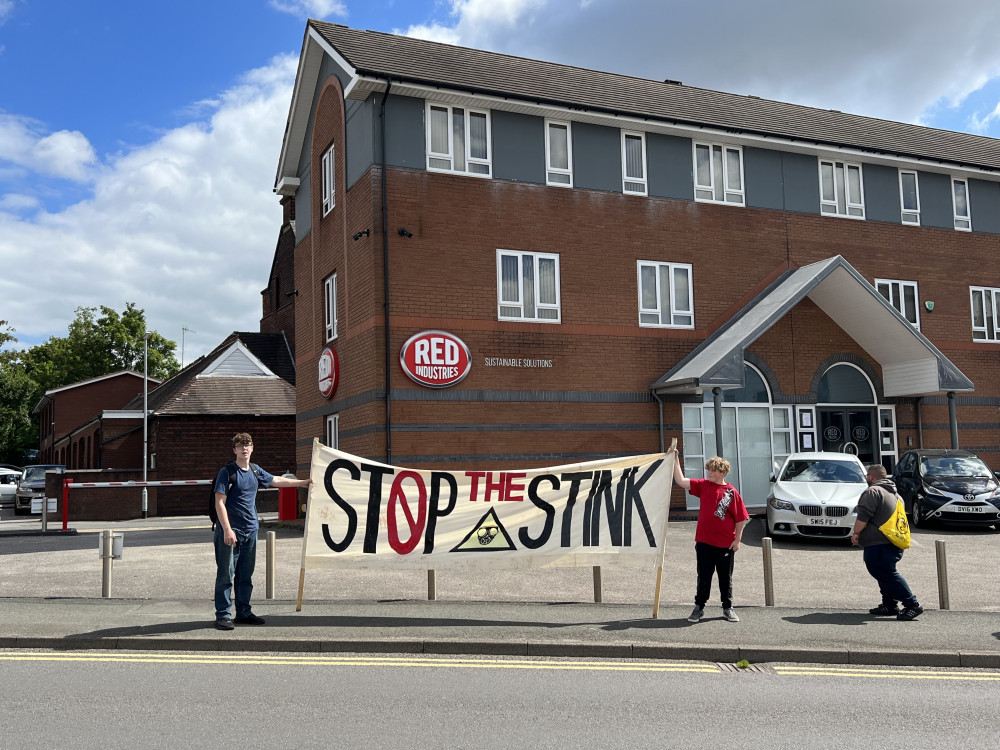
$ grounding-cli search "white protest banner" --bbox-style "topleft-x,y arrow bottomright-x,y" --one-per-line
300,440 -> 673,573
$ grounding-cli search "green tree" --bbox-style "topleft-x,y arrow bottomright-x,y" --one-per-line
0,322 -> 38,464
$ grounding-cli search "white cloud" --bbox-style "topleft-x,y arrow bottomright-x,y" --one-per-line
0,193 -> 39,212
404,0 -> 1000,131
0,114 -> 97,182
970,101 -> 1000,134
0,55 -> 298,360
269,0 -> 347,19
0,1 -> 13,26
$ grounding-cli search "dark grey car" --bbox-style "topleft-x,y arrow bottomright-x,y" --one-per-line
893,449 -> 1000,529
13,465 -> 65,515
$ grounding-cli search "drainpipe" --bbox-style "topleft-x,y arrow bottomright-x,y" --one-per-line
380,78 -> 392,463
652,391 -> 664,453
712,387 -> 724,458
947,391 -> 959,449
916,397 -> 924,449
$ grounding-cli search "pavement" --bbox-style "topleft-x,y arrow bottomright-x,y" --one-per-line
1,511 -> 999,667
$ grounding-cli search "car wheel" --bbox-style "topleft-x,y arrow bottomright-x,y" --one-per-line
13,505 -> 25,516
910,498 -> 923,528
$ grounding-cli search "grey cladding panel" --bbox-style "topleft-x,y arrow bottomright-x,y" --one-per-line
919,171 -> 952,229
969,179 -> 1000,234
346,98 -> 374,190
295,164 -> 312,241
647,133 -> 693,201
782,152 -> 820,214
863,163 -> 901,224
384,94 -> 426,170
492,110 -> 545,184
744,147 -> 783,210
572,122 -> 622,193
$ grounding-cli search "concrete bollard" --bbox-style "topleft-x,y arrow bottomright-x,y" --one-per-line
428,570 -> 437,601
593,566 -> 603,603
935,539 -> 950,610
265,531 -> 276,600
762,536 -> 775,607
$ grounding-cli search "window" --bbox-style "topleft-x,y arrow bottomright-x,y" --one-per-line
953,178 -> 971,231
637,261 -> 694,328
321,144 -> 335,216
426,103 -> 491,177
545,120 -> 572,187
875,278 -> 920,328
324,272 -> 337,342
325,414 -> 339,449
694,142 -> 745,205
899,170 -> 919,225
497,250 -> 560,322
819,160 -> 864,218
621,131 -> 647,195
970,286 -> 1000,342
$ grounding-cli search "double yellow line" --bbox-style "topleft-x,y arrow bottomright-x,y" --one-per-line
774,665 -> 1000,681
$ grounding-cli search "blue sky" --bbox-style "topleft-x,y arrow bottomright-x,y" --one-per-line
2,0 -> 999,363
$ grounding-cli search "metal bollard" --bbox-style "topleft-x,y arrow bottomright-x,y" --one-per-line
427,570 -> 437,601
265,531 -> 276,600
101,529 -> 113,598
935,539 -> 950,610
593,566 -> 603,603
762,536 -> 775,607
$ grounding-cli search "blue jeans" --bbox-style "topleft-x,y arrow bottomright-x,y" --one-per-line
863,543 -> 919,609
214,527 -> 258,619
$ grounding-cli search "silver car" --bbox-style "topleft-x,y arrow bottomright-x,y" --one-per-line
765,452 -> 868,540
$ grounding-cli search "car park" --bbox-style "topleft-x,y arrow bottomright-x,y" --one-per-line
13,464 -> 65,516
765,452 -> 868,540
893,449 -> 1000,529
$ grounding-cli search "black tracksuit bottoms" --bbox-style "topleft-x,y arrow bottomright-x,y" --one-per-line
694,541 -> 735,609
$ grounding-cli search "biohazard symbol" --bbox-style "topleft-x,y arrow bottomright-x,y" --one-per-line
451,507 -> 517,552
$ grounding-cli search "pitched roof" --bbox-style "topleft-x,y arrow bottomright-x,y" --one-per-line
307,21 -> 1000,173
121,332 -> 296,416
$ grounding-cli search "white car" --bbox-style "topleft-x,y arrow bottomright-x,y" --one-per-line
0,468 -> 20,511
765,452 -> 868,540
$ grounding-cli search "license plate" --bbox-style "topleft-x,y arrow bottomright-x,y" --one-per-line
808,518 -> 841,525
951,505 -> 985,513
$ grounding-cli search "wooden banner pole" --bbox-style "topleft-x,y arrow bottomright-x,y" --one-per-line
652,437 -> 678,619
296,567 -> 306,612
296,438 -> 320,612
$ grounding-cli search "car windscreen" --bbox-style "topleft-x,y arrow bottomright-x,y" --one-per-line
22,466 -> 60,482
920,456 -> 992,478
780,460 -> 866,483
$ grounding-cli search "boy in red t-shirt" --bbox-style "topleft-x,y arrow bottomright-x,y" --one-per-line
671,449 -> 750,623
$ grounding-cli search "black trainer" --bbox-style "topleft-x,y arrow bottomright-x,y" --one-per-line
214,618 -> 235,631
897,605 -> 924,622
869,603 -> 900,616
234,614 -> 266,625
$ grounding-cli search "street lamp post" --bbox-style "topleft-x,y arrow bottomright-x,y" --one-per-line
142,332 -> 151,519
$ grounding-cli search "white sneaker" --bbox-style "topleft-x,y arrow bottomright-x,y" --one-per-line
723,607 -> 740,622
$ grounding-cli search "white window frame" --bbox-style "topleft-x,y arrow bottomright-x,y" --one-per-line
693,142 -> 745,205
970,286 -> 1000,342
426,102 -> 492,178
324,272 -> 337,342
545,119 -> 573,187
875,278 -> 920,329
621,131 -> 647,196
898,170 -> 920,225
953,178 -> 972,231
325,414 -> 339,449
496,250 -> 561,323
636,260 -> 694,328
321,144 -> 335,217
819,159 -> 865,219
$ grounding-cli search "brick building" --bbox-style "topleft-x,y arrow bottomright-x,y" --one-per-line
270,22 -> 1000,509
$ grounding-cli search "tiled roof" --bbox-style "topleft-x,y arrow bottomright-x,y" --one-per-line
311,22 -> 1000,172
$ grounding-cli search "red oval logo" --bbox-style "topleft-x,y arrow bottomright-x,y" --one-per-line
399,331 -> 471,388
318,347 -> 339,399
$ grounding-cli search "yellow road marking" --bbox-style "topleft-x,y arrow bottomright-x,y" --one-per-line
774,665 -> 1000,681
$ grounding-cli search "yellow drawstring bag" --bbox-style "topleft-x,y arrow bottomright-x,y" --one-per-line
878,496 -> 911,549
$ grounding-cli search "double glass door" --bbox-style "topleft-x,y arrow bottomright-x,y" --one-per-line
818,408 -> 876,466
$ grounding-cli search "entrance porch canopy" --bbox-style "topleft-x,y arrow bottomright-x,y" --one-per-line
652,256 -> 973,398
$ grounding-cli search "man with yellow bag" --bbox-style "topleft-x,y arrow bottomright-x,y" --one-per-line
851,464 -> 923,621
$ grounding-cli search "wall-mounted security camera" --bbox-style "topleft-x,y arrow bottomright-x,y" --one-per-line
397,228 -> 413,238
352,229 -> 370,241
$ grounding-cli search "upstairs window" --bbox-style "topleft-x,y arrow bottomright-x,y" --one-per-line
899,170 -> 919,225
427,103 -> 491,177
971,286 -> 1000,342
545,120 -> 573,187
953,178 -> 971,231
326,414 -> 339,449
497,250 -> 560,323
637,261 -> 694,328
694,142 -> 744,205
321,144 -> 335,216
875,278 -> 920,328
324,272 -> 337,342
819,160 -> 864,218
621,131 -> 647,195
